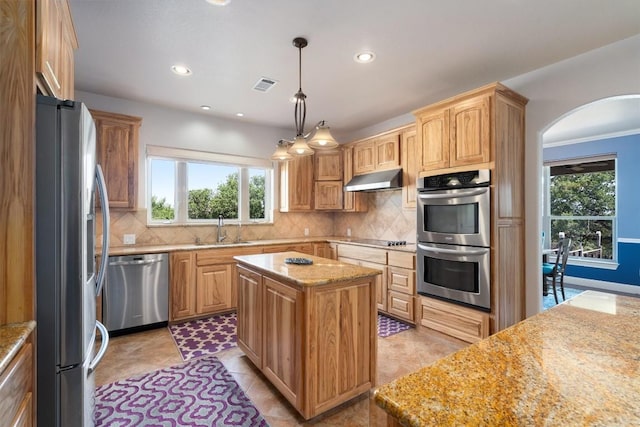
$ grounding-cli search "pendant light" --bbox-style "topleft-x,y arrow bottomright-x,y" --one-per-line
271,37 -> 339,160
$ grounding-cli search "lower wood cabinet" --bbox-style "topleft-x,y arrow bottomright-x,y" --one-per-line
262,276 -> 302,404
262,243 -> 313,255
418,296 -> 489,343
236,266 -> 262,367
236,261 -> 377,420
0,334 -> 33,427
170,247 -> 261,322
337,244 -> 416,323
196,263 -> 234,314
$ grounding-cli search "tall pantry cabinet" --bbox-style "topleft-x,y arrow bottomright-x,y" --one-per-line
413,83 -> 528,334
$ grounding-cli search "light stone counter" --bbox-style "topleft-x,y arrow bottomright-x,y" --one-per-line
106,236 -> 416,256
234,251 -> 381,287
0,321 -> 35,374
374,291 -> 640,426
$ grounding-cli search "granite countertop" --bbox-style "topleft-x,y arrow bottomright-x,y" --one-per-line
105,236 -> 416,256
234,251 -> 382,287
374,291 -> 640,426
0,321 -> 35,373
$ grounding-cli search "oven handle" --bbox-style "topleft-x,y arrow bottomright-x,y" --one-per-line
418,187 -> 488,199
418,243 -> 489,256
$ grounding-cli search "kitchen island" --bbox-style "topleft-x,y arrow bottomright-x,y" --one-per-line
234,251 -> 381,420
374,291 -> 640,426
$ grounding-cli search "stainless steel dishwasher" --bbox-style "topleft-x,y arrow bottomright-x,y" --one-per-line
104,253 -> 169,332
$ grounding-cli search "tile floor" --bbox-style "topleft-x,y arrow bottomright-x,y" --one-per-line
96,321 -> 468,426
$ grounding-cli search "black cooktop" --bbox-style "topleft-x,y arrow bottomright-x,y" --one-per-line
346,238 -> 409,247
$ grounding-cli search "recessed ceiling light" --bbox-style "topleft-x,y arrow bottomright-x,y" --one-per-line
205,0 -> 231,5
354,51 -> 375,63
236,112 -> 244,117
171,64 -> 192,76
200,105 -> 211,110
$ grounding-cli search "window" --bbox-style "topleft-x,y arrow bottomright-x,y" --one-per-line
543,156 -> 616,261
146,146 -> 273,224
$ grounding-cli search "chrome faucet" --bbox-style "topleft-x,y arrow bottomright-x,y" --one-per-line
217,214 -> 227,242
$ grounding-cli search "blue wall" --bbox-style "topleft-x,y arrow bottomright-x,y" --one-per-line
543,133 -> 640,286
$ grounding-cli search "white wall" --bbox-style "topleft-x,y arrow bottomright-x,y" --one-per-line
503,34 -> 640,317
75,90 -> 291,207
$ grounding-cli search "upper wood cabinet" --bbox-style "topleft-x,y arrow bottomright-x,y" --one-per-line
91,109 -> 142,210
415,92 -> 491,172
342,146 -> 368,213
314,181 -> 343,210
314,151 -> 342,181
36,0 -> 77,100
280,155 -> 314,212
353,131 -> 400,175
400,126 -> 417,209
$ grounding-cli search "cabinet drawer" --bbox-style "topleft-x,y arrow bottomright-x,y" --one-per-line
388,266 -> 415,295
197,247 -> 261,266
418,296 -> 489,343
387,251 -> 415,269
337,244 -> 387,264
0,342 -> 32,427
387,291 -> 415,323
262,243 -> 314,255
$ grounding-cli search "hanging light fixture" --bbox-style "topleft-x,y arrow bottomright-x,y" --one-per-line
271,37 -> 339,160
270,139 -> 294,161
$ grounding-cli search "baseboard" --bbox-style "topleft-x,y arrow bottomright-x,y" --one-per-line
565,276 -> 640,296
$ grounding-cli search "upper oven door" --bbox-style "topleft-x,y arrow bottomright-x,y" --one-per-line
417,186 -> 490,247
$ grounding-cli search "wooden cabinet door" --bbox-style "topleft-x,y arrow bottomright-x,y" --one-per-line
36,0 -> 63,98
170,252 -> 196,321
315,151 -> 342,181
262,277 -> 301,407
417,108 -> 449,171
92,110 -> 142,209
374,133 -> 400,170
387,291 -> 414,323
342,147 -> 368,213
196,263 -> 233,314
400,127 -> 417,209
388,266 -> 415,295
314,181 -> 343,210
237,266 -> 262,367
353,141 -> 375,175
280,155 -> 314,211
361,260 -> 387,312
449,94 -> 491,167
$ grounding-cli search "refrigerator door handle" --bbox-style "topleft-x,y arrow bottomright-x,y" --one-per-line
89,321 -> 109,374
95,164 -> 110,296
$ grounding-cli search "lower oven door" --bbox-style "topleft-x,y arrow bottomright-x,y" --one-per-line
417,242 -> 490,311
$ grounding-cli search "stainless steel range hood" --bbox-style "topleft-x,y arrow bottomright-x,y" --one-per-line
344,168 -> 402,192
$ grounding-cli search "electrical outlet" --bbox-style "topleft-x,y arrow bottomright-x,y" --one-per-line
123,234 -> 136,245
347,228 -> 352,237
304,228 -> 309,236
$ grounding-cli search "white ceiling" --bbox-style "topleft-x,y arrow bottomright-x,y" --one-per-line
69,0 -> 640,137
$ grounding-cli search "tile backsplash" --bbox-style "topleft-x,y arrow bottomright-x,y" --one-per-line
100,190 -> 416,247
335,190 -> 417,243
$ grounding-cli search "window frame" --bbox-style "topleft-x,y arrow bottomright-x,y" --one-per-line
146,145 -> 274,225
542,155 -> 618,267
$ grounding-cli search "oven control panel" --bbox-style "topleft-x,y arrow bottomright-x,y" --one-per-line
419,169 -> 490,190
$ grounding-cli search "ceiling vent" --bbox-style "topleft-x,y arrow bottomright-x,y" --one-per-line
253,77 -> 278,92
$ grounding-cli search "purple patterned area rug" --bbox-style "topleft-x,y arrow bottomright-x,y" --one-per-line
169,312 -> 237,361
378,313 -> 413,338
95,356 -> 268,427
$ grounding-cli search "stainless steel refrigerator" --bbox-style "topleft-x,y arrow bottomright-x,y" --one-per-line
35,95 -> 111,427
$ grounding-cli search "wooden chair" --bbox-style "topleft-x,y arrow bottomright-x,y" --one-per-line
542,238 -> 572,304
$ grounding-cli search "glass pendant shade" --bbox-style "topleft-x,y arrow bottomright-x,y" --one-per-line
308,122 -> 339,149
271,140 -> 293,161
287,135 -> 314,156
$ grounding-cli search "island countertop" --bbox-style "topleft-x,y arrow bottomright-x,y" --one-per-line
374,291 -> 640,426
233,251 -> 381,287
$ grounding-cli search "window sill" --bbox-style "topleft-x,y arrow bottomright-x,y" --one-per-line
147,220 -> 274,227
567,258 -> 619,270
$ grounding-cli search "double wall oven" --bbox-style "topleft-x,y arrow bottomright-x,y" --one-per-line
416,169 -> 491,311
